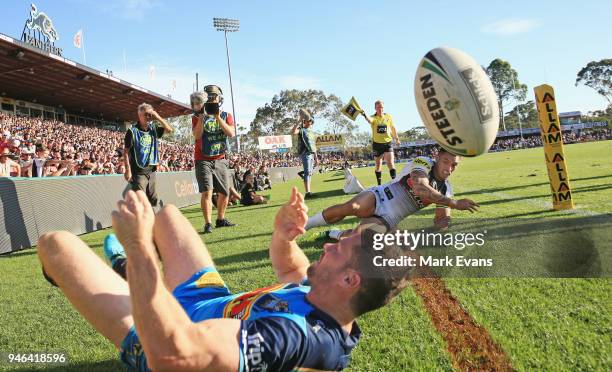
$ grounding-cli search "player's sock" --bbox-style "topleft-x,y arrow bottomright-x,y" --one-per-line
390,168 -> 396,179
328,229 -> 344,240
305,211 -> 328,230
375,171 -> 382,185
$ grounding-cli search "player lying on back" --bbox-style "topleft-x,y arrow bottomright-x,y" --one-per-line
305,147 -> 479,239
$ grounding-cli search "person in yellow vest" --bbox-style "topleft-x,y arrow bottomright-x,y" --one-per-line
361,100 -> 400,185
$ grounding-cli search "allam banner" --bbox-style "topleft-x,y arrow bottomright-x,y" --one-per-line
533,84 -> 574,210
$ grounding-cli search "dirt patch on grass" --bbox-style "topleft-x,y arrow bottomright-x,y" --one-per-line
412,277 -> 514,371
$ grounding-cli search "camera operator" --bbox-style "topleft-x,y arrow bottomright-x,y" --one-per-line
291,109 -> 319,198
191,85 -> 236,234
123,103 -> 174,207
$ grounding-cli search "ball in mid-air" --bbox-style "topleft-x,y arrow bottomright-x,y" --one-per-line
414,47 -> 499,156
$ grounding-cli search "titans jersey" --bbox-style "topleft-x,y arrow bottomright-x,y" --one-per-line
173,269 -> 360,372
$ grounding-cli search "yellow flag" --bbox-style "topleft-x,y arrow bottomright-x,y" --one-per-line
341,96 -> 364,121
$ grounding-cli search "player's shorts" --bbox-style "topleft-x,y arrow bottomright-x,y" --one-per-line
365,181 -> 419,228
120,266 -> 230,371
372,141 -> 392,157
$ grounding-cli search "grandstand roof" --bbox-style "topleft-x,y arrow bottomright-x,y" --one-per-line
0,33 -> 191,122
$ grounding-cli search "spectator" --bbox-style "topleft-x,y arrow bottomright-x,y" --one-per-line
0,148 -> 20,177
240,174 -> 268,206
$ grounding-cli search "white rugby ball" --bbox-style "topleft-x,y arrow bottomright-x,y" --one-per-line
414,47 -> 499,157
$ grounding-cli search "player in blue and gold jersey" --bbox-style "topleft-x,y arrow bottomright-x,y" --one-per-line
37,187 -> 411,371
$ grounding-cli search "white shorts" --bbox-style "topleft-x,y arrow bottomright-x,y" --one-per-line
365,182 -> 420,229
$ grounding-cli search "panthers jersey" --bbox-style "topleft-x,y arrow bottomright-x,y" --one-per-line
367,156 -> 452,228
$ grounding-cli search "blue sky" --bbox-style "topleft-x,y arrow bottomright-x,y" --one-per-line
2,0 -> 611,132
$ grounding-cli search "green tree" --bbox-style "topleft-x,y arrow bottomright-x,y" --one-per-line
485,59 -> 528,131
503,100 -> 539,131
249,89 -> 356,137
163,115 -> 193,145
575,59 -> 612,104
400,126 -> 430,142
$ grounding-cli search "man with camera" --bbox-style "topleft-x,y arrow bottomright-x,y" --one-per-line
123,103 -> 174,207
191,85 -> 236,234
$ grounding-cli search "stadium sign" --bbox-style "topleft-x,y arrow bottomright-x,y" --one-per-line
258,135 -> 293,150
534,84 -> 574,210
316,134 -> 345,152
21,4 -> 63,56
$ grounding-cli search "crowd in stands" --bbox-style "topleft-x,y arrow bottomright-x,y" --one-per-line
0,113 -> 194,177
1,112 -> 610,179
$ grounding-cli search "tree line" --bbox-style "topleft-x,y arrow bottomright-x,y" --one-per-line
167,59 -> 611,146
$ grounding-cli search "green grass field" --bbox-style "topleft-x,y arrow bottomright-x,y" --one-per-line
1,140 -> 611,371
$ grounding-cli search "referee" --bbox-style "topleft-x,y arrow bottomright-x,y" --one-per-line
361,100 -> 400,185
123,103 -> 173,206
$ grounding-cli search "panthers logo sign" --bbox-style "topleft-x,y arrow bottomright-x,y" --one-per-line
21,4 -> 63,56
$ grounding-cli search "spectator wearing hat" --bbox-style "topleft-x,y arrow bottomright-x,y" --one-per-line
123,103 -> 174,207
291,109 -> 318,198
190,85 -> 236,234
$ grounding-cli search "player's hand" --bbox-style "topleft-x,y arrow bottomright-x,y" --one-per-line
274,187 -> 308,241
453,198 -> 480,213
111,190 -> 155,253
124,170 -> 132,183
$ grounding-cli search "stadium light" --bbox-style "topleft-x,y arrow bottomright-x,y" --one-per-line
213,17 -> 240,152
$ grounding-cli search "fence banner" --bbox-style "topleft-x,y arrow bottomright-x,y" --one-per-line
258,135 -> 293,150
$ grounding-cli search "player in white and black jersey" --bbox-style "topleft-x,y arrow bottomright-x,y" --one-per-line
305,147 -> 479,239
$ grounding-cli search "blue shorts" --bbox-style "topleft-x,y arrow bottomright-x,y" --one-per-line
300,153 -> 314,179
120,267 -> 231,371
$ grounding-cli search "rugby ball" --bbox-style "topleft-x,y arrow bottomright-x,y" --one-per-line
414,47 -> 499,156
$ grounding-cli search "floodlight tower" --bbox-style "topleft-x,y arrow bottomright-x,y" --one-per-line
213,17 -> 240,152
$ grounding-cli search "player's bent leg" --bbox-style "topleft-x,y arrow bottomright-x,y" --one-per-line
37,231 -> 133,348
323,191 -> 376,224
153,204 -> 215,291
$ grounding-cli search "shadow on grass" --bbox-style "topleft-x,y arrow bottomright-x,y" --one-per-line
203,231 -> 271,243
323,177 -> 345,182
455,174 -> 612,197
0,248 -> 38,258
13,359 -> 124,371
309,188 -> 348,199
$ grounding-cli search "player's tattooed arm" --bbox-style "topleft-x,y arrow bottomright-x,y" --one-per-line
410,170 -> 456,207
410,170 -> 480,213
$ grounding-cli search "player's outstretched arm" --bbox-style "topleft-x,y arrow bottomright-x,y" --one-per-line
113,190 -> 240,371
410,170 -> 479,213
270,187 -> 310,284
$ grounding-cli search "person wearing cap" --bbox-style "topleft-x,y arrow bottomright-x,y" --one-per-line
361,100 -> 400,185
190,85 -> 236,234
123,103 -> 174,206
292,109 -> 319,198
